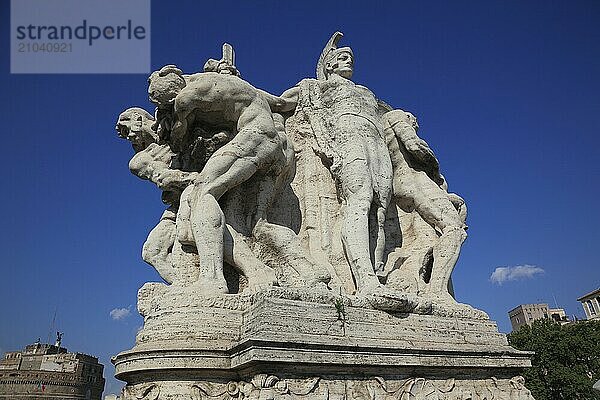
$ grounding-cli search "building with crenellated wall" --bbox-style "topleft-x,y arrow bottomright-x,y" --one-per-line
0,341 -> 104,399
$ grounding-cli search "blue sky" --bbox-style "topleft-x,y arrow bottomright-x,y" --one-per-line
1,0 -> 599,395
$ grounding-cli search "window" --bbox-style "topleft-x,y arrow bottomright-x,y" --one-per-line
587,300 -> 597,315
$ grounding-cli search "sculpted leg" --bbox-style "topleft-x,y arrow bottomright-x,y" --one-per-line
189,148 -> 261,294
223,224 -> 277,291
177,182 -> 277,291
366,130 -> 394,277
175,185 -> 195,246
373,205 -> 388,275
252,220 -> 331,287
413,186 -> 468,299
339,164 -> 380,293
341,202 -> 379,293
142,210 -> 177,284
427,226 -> 467,298
190,188 -> 228,294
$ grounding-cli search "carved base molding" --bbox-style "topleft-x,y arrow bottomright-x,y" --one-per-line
114,291 -> 534,399
122,374 -> 535,400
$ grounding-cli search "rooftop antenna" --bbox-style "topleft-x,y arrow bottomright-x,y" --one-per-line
47,307 -> 57,345
552,293 -> 559,309
55,332 -> 63,348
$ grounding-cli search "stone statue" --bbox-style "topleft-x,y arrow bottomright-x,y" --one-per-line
115,35 -> 477,307
113,35 -> 535,400
116,107 -> 188,284
278,32 -> 394,295
276,32 -> 466,305
382,109 -> 468,302
120,45 -> 329,294
55,332 -> 63,348
163,71 -> 291,293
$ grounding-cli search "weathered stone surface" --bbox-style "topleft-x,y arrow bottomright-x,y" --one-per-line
115,294 -> 532,398
112,35 -> 535,399
122,375 -> 534,400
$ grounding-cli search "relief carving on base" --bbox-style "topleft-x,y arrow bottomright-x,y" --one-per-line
122,376 -> 534,400
123,383 -> 159,400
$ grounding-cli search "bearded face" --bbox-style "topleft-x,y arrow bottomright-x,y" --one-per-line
116,108 -> 157,151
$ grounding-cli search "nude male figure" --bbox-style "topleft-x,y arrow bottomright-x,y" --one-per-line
383,110 -> 467,301
166,71 -> 295,293
117,103 -> 283,291
116,107 -> 196,284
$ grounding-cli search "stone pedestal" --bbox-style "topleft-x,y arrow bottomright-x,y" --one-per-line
113,285 -> 534,400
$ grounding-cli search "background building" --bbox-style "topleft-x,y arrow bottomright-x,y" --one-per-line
0,340 -> 105,399
548,307 -> 568,323
577,287 -> 600,320
509,304 -> 549,331
508,303 -> 568,331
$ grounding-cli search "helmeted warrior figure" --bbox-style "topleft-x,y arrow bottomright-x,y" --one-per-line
279,32 -> 394,295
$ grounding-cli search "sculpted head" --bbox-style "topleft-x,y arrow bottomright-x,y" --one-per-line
116,107 -> 158,152
405,112 -> 419,132
325,48 -> 354,79
203,58 -> 240,76
148,65 -> 186,106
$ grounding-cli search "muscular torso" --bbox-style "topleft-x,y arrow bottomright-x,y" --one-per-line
175,72 -> 274,135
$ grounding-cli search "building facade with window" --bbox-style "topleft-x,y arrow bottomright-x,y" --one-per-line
507,303 -> 569,331
508,303 -> 550,331
548,307 -> 569,324
577,287 -> 600,320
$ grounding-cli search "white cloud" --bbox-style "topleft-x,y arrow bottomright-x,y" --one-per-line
109,306 -> 131,321
490,264 -> 545,285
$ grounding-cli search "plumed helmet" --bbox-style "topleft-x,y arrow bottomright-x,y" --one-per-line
316,32 -> 353,80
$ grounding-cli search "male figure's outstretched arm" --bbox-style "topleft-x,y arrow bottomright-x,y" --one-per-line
258,86 -> 300,114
